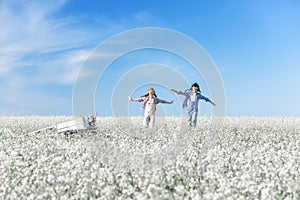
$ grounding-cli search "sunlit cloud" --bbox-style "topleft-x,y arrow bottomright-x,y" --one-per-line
0,0 -> 158,115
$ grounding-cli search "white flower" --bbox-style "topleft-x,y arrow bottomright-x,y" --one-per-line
0,116 -> 300,199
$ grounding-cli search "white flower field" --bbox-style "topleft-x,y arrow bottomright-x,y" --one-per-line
0,116 -> 300,199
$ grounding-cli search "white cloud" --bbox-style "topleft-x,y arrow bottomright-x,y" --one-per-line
0,0 -> 98,86
0,1 -> 161,82
0,55 -> 17,75
0,0 -> 166,115
133,11 -> 156,22
57,50 -> 91,84
0,1 -> 84,115
0,69 -> 70,115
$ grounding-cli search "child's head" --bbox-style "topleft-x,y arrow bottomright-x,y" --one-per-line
191,83 -> 201,92
148,87 -> 154,93
142,87 -> 157,97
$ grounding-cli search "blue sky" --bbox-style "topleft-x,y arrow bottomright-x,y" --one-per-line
0,0 -> 299,117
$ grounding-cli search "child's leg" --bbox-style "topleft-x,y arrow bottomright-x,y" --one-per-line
192,109 -> 198,127
187,107 -> 193,126
143,114 -> 150,127
149,114 -> 155,127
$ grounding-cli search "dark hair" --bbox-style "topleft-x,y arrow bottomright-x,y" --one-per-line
141,91 -> 157,97
191,82 -> 201,92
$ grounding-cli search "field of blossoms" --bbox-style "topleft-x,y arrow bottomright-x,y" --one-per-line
0,116 -> 300,199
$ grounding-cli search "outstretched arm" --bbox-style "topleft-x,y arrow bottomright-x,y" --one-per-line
164,100 -> 174,104
157,98 -> 174,104
170,89 -> 179,94
170,89 -> 186,95
128,96 -> 140,101
208,99 -> 216,106
198,93 -> 216,106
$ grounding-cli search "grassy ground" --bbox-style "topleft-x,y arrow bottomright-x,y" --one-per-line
0,116 -> 300,199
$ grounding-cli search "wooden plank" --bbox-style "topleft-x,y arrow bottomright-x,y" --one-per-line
56,117 -> 88,133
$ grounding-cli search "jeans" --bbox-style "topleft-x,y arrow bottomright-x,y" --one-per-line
187,102 -> 198,127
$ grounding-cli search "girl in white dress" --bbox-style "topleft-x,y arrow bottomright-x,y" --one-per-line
128,87 -> 173,127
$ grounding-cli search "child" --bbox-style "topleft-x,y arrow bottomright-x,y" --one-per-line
128,87 -> 174,127
171,83 -> 216,127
